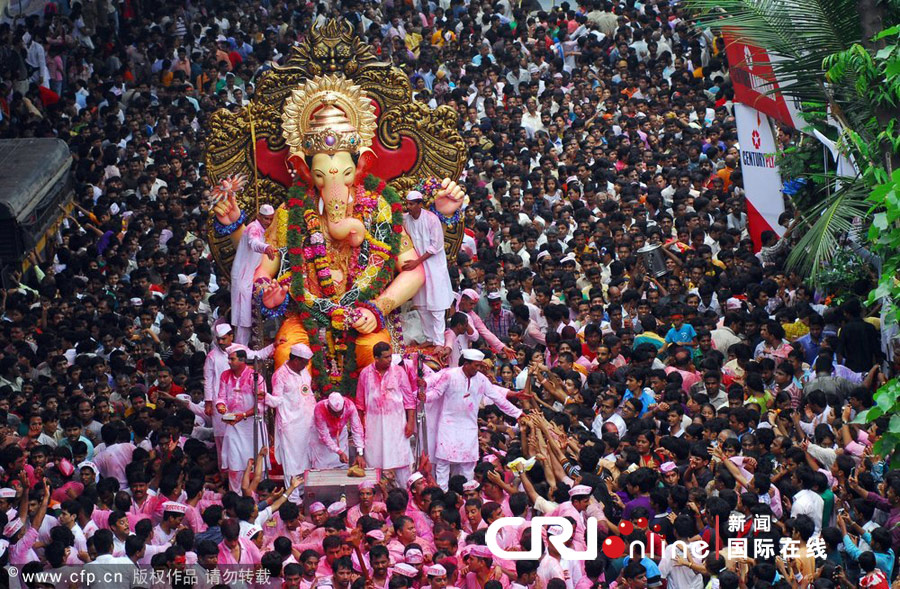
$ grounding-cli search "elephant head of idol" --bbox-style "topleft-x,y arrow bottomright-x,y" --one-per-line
282,75 -> 378,247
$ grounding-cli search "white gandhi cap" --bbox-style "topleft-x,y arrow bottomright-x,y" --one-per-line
328,392 -> 345,412
290,343 -> 314,359
461,349 -> 485,362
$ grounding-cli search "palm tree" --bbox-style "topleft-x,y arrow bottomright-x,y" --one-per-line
684,0 -> 898,279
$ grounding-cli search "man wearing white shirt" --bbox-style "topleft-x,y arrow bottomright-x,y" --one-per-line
521,98 -> 544,137
24,33 -> 50,88
425,349 -> 523,489
403,190 -> 454,346
85,530 -> 137,589
203,323 -> 273,463
795,390 -> 832,438
151,502 -> 189,546
593,395 -> 627,438
508,234 -> 531,267
58,500 -> 89,556
711,313 -> 743,353
630,30 -> 650,62
790,467 -> 825,534
658,515 -> 706,589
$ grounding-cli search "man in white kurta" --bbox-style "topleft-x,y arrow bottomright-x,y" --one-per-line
231,204 -> 277,345
263,343 -> 316,500
203,323 -> 273,462
355,342 -> 416,487
216,347 -> 269,492
425,349 -> 523,489
402,190 -> 453,346
310,393 -> 366,470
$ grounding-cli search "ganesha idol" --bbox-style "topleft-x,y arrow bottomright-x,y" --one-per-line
212,75 -> 465,395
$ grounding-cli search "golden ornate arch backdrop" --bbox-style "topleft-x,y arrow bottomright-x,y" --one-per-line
205,19 -> 468,273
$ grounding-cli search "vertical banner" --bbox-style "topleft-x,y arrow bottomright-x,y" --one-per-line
735,103 -> 785,249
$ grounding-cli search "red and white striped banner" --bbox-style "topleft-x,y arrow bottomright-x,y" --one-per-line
734,103 -> 785,247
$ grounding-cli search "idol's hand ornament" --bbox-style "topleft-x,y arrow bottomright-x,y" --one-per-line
262,283 -> 289,309
351,308 -> 378,334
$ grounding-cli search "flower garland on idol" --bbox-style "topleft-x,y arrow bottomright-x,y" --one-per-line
283,174 -> 403,397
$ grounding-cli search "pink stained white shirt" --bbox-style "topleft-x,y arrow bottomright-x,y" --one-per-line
481,492 -> 513,517
204,339 -> 274,440
217,537 -> 261,566
310,398 -> 365,469
149,496 -> 202,532
92,442 -> 135,490
9,526 -> 39,565
150,523 -> 179,546
403,503 -> 435,543
183,503 -> 204,532
216,363 -> 266,413
451,292 -> 505,354
521,319 -> 547,348
93,506 -> 150,531
463,572 -> 510,589
425,368 -> 522,463
138,543 -> 170,566
548,501 -> 588,551
443,328 -> 469,368
403,209 -> 454,311
315,557 -> 335,577
347,501 -> 387,528
294,526 -> 327,554
536,554 -> 584,589
665,366 -> 702,394
128,492 -> 160,522
461,511 -> 488,534
231,219 -> 269,329
148,492 -> 190,527
217,365 -> 268,471
262,512 -> 305,547
264,362 -> 316,478
82,519 -> 99,539
67,523 -> 88,555
355,363 -> 417,470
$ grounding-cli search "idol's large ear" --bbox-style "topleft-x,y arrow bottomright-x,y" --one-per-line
354,148 -> 376,185
288,154 -> 312,187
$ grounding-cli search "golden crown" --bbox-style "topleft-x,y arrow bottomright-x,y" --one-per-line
282,75 -> 377,157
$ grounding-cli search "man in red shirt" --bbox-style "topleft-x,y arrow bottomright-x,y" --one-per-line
148,366 -> 184,404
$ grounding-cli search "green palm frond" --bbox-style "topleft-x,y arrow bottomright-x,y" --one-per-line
685,0 -> 864,114
786,176 -> 872,280
687,0 -> 859,57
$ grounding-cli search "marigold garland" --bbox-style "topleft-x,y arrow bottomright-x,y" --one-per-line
285,174 -> 403,396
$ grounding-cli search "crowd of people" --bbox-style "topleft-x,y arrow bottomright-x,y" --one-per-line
1,0 -> 899,587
